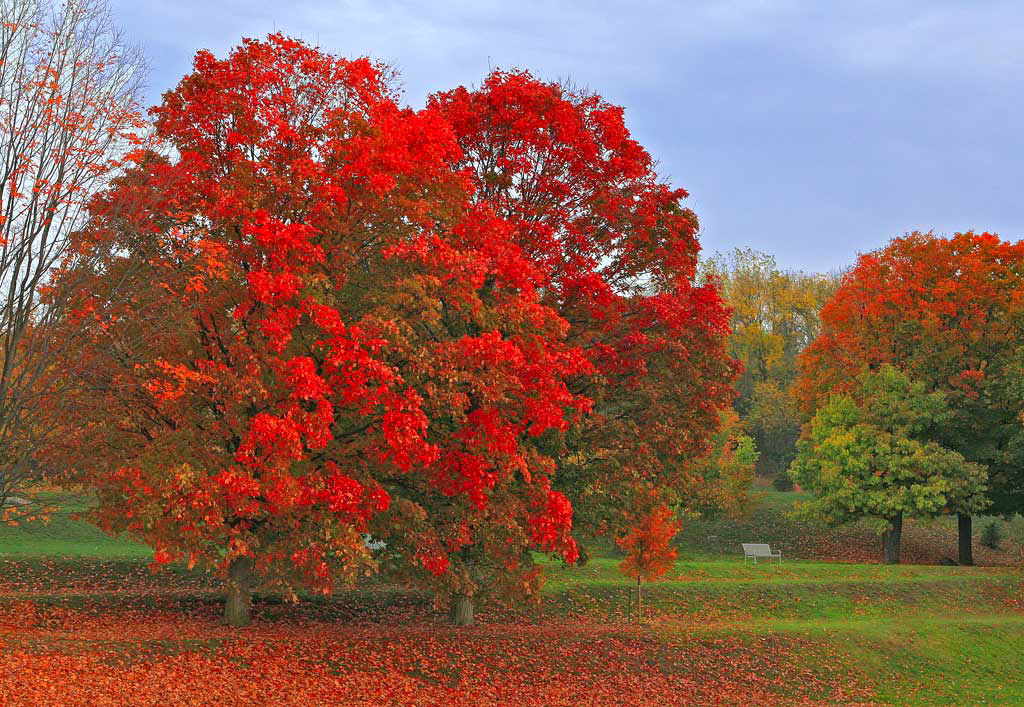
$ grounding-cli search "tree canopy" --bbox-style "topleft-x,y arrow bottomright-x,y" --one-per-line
432,71 -> 738,546
701,248 -> 836,480
795,231 -> 1024,562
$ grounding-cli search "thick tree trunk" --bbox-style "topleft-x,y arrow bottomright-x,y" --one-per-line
882,513 -> 903,564
958,514 -> 974,566
449,595 -> 474,627
224,556 -> 253,627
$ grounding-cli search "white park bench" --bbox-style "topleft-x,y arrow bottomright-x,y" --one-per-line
362,533 -> 386,552
742,543 -> 782,564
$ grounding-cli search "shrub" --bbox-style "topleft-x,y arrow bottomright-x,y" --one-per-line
772,474 -> 794,492
981,520 -> 1003,550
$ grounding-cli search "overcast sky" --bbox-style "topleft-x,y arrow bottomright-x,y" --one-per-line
111,0 -> 1023,273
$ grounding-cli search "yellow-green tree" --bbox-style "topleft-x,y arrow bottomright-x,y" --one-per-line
681,410 -> 758,518
701,249 -> 837,480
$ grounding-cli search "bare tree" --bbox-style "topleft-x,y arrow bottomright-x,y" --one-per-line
0,0 -> 144,518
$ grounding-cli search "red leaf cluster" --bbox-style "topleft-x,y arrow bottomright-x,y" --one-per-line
797,231 -> 1024,414
617,504 -> 682,582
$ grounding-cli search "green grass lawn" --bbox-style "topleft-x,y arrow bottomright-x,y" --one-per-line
0,492 -> 150,558
536,553 -> 1024,706
0,491 -> 1022,705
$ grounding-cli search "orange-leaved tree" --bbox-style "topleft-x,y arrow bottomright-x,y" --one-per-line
796,231 -> 1024,564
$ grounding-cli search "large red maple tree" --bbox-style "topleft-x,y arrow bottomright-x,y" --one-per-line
49,42 -> 736,627
50,37 -> 588,626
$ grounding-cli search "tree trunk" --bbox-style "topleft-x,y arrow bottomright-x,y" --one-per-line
224,556 -> 253,627
958,514 -> 974,566
636,576 -> 642,623
449,595 -> 474,627
881,513 -> 903,564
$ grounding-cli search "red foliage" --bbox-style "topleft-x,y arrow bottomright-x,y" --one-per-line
797,231 -> 1024,414
47,41 -> 736,612
48,37 -> 586,602
617,504 -> 681,582
431,70 -> 737,535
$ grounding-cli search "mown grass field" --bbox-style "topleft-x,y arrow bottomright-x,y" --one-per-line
0,491 -> 1021,706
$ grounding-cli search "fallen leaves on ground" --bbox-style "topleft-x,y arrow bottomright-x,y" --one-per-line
0,571 -> 881,707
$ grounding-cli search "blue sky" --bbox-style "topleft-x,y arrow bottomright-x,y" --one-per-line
112,1 -> 1023,273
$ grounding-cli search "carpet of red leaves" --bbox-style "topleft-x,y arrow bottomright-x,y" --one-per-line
0,569 -> 882,707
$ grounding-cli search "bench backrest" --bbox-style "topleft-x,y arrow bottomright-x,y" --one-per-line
742,543 -> 773,556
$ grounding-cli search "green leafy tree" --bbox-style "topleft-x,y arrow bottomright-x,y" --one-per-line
790,366 -> 988,564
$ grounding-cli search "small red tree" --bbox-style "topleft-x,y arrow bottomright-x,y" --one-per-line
617,503 -> 681,621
